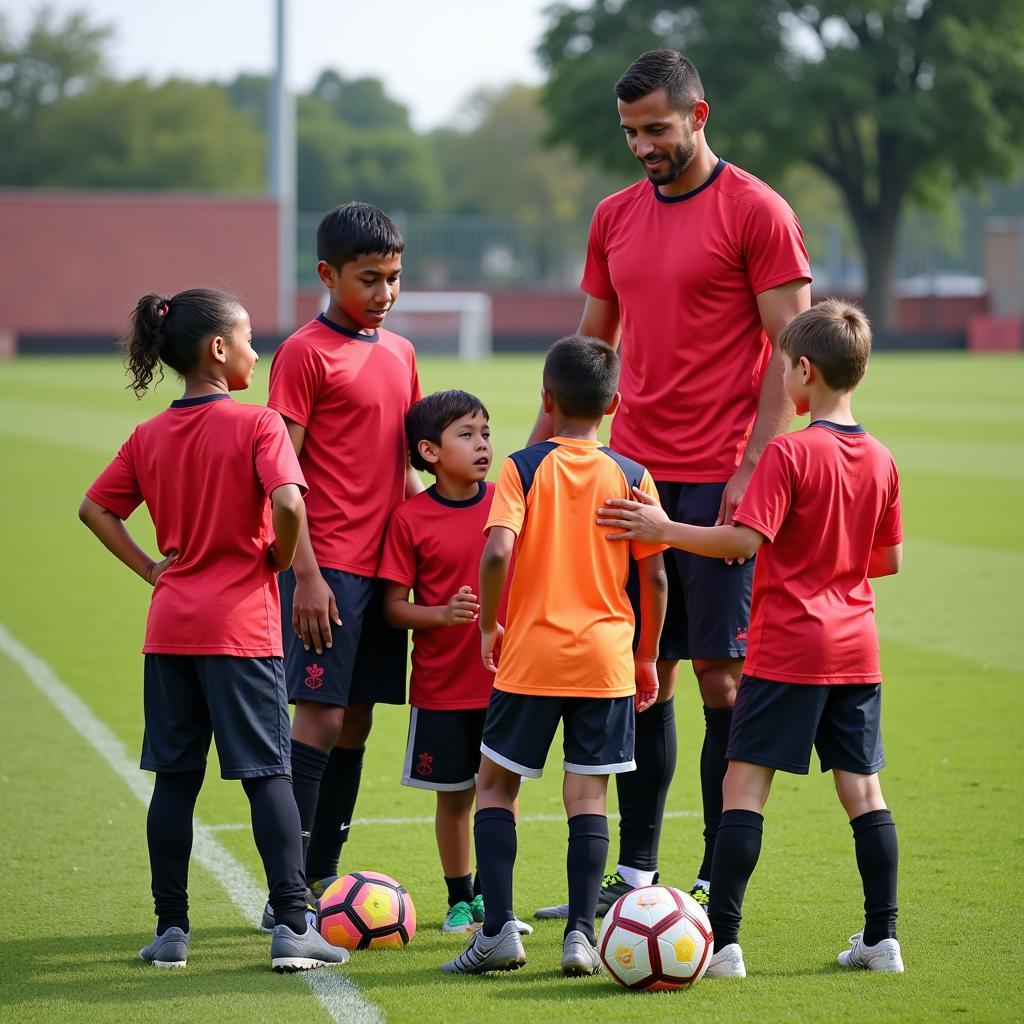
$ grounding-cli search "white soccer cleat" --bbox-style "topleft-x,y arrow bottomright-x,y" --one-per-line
705,942 -> 747,978
440,919 -> 526,974
837,933 -> 904,973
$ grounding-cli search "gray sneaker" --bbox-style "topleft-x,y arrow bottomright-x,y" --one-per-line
561,930 -> 602,977
270,922 -> 350,973
259,886 -> 318,934
440,919 -> 526,974
139,926 -> 190,968
534,871 -> 659,920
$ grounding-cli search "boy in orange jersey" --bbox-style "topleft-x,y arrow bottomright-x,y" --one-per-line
598,300 -> 904,977
441,335 -> 668,978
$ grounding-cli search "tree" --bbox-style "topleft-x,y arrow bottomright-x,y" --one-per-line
538,0 -> 1024,331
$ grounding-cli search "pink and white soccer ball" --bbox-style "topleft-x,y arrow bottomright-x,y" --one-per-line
598,884 -> 713,991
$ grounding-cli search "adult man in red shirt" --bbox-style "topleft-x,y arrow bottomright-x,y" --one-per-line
533,49 -> 811,917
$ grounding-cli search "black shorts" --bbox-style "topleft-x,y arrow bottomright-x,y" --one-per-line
141,654 -> 291,780
481,689 -> 636,779
280,568 -> 407,708
402,707 -> 487,792
628,481 -> 753,662
727,675 -> 886,776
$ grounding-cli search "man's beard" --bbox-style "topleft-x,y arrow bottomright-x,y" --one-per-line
641,137 -> 696,186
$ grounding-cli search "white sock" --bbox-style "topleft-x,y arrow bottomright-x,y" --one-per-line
617,864 -> 656,888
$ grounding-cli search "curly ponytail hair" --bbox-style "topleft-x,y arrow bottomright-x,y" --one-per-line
122,288 -> 242,397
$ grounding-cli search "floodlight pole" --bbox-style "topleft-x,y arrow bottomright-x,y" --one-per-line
269,0 -> 296,333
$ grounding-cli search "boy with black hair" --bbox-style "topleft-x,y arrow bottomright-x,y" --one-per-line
598,299 -> 904,977
442,335 -> 668,978
265,201 -> 422,923
380,390 -> 530,936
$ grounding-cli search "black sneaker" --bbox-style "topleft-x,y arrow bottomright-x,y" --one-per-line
688,883 -> 710,911
596,870 -> 659,916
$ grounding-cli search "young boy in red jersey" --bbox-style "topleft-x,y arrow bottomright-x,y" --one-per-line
598,299 -> 904,977
81,288 -> 346,972
442,336 -> 668,978
379,390 -> 528,936
266,203 -> 422,918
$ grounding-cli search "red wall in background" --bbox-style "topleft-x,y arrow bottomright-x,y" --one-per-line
0,191 -> 278,334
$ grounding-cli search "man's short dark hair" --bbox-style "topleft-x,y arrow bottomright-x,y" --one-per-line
406,389 -> 489,473
615,49 -> 704,112
316,201 -> 404,268
543,335 -> 620,420
779,298 -> 873,392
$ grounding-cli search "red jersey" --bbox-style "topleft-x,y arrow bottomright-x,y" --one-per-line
378,483 -> 496,710
86,394 -> 307,657
581,161 -> 811,483
733,421 -> 902,684
268,314 -> 420,577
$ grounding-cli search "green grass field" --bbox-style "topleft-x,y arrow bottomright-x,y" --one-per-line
1,352 -> 1022,1023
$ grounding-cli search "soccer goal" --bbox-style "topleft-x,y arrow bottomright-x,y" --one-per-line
384,291 -> 493,360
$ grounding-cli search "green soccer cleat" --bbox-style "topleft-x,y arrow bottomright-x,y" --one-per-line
689,883 -> 710,910
443,901 -> 476,934
533,870 -> 659,920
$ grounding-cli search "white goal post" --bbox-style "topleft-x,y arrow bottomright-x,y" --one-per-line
384,291 -> 493,361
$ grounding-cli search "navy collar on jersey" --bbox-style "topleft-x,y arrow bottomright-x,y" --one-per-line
426,481 -> 487,508
652,158 -> 727,205
317,312 -> 379,342
170,393 -> 232,408
810,419 -> 865,434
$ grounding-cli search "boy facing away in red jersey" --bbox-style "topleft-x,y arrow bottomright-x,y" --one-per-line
598,299 -> 905,978
379,390 -> 528,937
80,289 -> 346,972
266,203 -> 422,920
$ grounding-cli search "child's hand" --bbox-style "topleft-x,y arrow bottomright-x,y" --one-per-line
444,585 -> 480,626
481,623 -> 505,674
597,487 -> 669,543
146,550 -> 178,586
634,657 -> 659,713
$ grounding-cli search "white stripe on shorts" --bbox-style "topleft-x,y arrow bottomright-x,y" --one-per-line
563,758 -> 637,776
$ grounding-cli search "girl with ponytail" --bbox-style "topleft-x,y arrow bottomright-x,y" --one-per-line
78,289 -> 348,972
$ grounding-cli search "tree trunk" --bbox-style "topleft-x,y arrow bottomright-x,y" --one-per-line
853,208 -> 901,335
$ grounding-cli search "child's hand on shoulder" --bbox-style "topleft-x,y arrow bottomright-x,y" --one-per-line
146,550 -> 178,586
597,487 -> 669,543
444,585 -> 480,626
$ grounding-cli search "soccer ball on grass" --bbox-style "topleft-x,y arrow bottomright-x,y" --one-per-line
317,871 -> 416,950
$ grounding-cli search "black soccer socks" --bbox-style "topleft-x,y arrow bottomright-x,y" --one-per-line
708,808 -> 764,950
697,705 -> 734,880
566,814 -> 610,945
851,809 -> 899,946
148,768 -> 205,934
474,807 -> 517,937
289,739 -> 330,869
445,874 -> 474,908
305,744 -> 365,882
615,697 -> 676,871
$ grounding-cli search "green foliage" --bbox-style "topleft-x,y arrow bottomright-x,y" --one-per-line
538,0 -> 1024,327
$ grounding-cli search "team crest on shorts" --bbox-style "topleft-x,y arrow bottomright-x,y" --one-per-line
304,663 -> 325,689
416,752 -> 434,776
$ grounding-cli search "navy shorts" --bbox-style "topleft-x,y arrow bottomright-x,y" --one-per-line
481,689 -> 636,779
280,568 -> 407,708
141,654 -> 291,779
402,707 -> 487,792
727,675 -> 886,775
628,481 -> 753,662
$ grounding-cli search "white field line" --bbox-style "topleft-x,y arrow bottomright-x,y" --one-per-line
205,809 -> 700,833
0,623 -> 383,1024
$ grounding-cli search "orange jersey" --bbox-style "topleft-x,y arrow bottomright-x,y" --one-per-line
485,437 -> 666,698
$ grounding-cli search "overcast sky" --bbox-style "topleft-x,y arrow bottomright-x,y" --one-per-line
2,0 -> 581,131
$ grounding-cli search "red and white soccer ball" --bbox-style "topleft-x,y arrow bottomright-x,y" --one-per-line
317,871 -> 416,951
598,885 -> 713,991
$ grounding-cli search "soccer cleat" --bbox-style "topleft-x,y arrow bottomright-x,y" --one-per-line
270,921 -> 350,972
139,926 -> 190,968
443,901 -> 476,934
534,870 -> 659,920
440,919 -> 526,974
561,930 -> 602,977
689,883 -> 710,910
468,895 -> 533,935
836,933 -> 904,973
260,886 -> 318,933
705,942 -> 747,978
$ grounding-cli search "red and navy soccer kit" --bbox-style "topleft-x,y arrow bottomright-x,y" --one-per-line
729,420 -> 903,773
86,393 -> 307,777
269,313 -> 420,707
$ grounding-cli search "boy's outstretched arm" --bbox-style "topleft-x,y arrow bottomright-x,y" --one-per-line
598,488 -> 765,561
634,551 -> 668,712
479,527 -> 515,672
382,582 -> 480,630
266,483 -> 306,573
78,497 -> 177,585
868,541 -> 903,578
